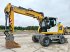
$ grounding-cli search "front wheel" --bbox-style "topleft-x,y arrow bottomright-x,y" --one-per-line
39,36 -> 51,47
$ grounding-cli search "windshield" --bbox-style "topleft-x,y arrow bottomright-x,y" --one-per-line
39,18 -> 49,28
41,20 -> 45,27
39,17 -> 57,29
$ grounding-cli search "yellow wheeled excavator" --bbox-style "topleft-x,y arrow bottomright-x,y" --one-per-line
4,3 -> 67,49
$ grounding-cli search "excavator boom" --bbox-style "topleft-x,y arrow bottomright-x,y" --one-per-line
4,3 -> 44,32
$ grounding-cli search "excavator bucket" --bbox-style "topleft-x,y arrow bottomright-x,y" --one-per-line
4,31 -> 21,49
6,40 -> 20,49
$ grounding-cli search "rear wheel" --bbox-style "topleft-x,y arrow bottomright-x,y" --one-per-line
39,36 -> 51,47
59,35 -> 65,44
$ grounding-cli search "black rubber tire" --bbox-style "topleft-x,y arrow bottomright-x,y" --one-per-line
32,35 -> 39,42
39,36 -> 51,47
59,35 -> 65,44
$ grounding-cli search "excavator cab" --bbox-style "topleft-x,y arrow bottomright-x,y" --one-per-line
39,17 -> 57,32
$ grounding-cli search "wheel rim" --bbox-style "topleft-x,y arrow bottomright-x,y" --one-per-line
44,39 -> 49,45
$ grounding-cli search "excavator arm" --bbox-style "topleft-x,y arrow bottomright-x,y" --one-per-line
4,3 -> 44,33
